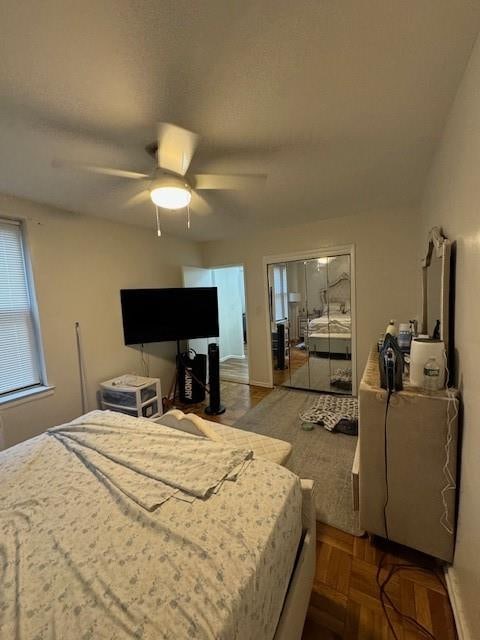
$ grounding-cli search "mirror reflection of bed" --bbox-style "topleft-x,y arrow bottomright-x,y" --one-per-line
269,254 -> 353,395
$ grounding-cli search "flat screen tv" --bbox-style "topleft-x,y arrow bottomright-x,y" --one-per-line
120,287 -> 219,345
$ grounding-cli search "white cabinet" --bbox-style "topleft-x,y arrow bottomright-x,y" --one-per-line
100,375 -> 162,419
359,348 -> 459,562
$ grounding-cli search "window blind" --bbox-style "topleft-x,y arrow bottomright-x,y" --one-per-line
273,264 -> 288,322
0,220 -> 41,396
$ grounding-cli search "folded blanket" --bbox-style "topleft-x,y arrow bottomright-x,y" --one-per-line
48,411 -> 253,510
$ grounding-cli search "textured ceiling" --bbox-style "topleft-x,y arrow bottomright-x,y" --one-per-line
1,1 -> 479,240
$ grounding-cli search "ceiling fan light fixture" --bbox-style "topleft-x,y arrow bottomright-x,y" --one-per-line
150,174 -> 192,209
150,185 -> 191,209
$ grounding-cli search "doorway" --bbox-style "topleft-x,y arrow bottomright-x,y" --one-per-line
182,265 -> 249,385
266,247 -> 355,395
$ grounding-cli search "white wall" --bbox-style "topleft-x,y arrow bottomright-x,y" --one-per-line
420,31 -> 480,640
201,207 -> 420,388
0,193 -> 202,448
213,266 -> 245,360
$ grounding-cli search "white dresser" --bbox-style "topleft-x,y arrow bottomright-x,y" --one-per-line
359,348 -> 459,562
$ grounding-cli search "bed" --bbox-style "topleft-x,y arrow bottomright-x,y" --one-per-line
0,410 -> 315,640
306,312 -> 352,356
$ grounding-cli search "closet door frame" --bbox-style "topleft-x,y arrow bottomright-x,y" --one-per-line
262,244 -> 357,395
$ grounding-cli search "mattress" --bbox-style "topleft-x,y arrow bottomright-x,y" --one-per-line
0,411 -> 302,640
307,332 -> 351,340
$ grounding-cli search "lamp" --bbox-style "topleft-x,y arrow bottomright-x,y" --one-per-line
288,292 -> 301,303
150,174 -> 192,210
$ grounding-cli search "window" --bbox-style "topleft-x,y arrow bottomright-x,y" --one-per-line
0,219 -> 43,398
273,264 -> 288,322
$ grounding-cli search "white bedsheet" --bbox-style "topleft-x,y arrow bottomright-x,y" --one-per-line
0,411 -> 302,640
308,313 -> 351,335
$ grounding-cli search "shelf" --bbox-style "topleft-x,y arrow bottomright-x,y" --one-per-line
101,401 -> 160,420
141,396 -> 159,407
101,401 -> 138,411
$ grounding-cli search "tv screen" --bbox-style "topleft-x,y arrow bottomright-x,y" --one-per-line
120,287 -> 219,345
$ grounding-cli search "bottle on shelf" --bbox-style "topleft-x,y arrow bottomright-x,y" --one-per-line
385,320 -> 397,337
423,357 -> 442,392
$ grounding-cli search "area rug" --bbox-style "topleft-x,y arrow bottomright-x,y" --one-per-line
234,387 -> 362,536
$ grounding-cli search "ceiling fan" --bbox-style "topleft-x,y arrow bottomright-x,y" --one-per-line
53,122 -> 267,235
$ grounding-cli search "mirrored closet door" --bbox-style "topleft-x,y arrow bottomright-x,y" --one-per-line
268,252 -> 353,394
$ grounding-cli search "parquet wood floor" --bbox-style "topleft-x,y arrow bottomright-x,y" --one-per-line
302,523 -> 456,640
181,382 -> 457,640
220,356 -> 250,384
173,380 -> 270,425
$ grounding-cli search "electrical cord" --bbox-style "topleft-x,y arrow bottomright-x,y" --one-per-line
376,553 -> 457,639
382,389 -> 392,541
377,555 -> 437,639
440,353 -> 458,535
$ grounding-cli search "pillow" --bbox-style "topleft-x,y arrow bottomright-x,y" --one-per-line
327,302 -> 342,312
158,409 -> 222,442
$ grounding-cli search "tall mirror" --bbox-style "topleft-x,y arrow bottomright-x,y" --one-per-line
421,227 -> 455,382
326,255 -> 352,393
268,253 -> 352,394
421,227 -> 452,357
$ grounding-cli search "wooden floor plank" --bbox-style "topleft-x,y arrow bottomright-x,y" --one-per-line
428,588 -> 457,640
315,540 -> 333,586
318,522 -> 355,554
400,578 -> 416,620
344,601 -> 361,640
399,567 -> 447,595
336,547 -> 353,596
413,584 -> 433,634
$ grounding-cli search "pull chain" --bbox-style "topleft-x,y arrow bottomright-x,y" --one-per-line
155,205 -> 162,237
186,204 -> 191,230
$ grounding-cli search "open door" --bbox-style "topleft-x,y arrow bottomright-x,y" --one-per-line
183,265 -> 249,385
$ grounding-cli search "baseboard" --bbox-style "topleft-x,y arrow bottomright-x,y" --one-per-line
220,354 -> 246,362
444,566 -> 470,640
248,379 -> 274,389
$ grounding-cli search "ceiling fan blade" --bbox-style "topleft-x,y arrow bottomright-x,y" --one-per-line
190,191 -> 212,216
122,189 -> 151,208
52,159 -> 149,180
156,122 -> 199,176
192,173 -> 267,190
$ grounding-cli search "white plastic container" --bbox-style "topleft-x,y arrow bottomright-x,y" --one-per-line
410,339 -> 445,389
398,323 -> 412,350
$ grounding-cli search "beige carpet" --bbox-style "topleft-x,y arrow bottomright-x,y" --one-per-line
234,387 -> 362,536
